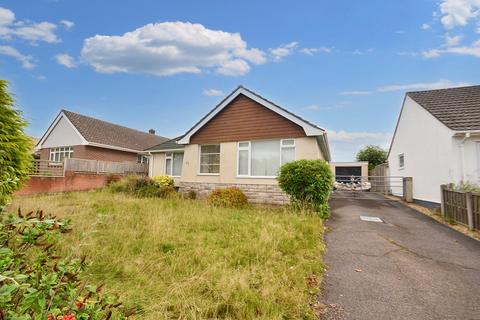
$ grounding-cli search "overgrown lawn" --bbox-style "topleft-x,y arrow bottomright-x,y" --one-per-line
9,191 -> 325,319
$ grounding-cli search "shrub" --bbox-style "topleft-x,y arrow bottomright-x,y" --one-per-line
0,80 -> 33,209
105,173 -> 121,186
185,190 -> 197,200
208,187 -> 248,208
0,209 -> 127,319
152,175 -> 174,188
109,175 -> 175,198
278,159 -> 333,218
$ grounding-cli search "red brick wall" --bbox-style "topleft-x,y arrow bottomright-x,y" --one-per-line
16,171 -> 116,195
39,145 -> 138,162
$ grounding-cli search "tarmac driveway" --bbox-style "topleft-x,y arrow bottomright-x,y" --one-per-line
322,195 -> 480,320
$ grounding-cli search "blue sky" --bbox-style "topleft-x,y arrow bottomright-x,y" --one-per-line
1,0 -> 479,161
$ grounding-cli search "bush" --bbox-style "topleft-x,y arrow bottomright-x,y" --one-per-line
185,190 -> 197,200
105,173 -> 121,186
278,160 -> 333,218
109,175 -> 175,198
208,187 -> 248,208
152,175 -> 174,188
0,81 -> 33,209
0,209 -> 127,319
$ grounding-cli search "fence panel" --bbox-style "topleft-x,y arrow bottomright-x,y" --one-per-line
64,158 -> 147,175
442,188 -> 469,226
29,160 -> 64,177
472,193 -> 480,231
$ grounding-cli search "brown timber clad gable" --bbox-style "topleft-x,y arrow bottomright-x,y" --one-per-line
190,94 -> 306,144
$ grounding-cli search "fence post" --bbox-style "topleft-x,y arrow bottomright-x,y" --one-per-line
466,192 -> 474,230
440,185 -> 445,218
403,177 -> 413,202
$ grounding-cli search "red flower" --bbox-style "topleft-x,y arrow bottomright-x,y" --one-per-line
75,301 -> 84,309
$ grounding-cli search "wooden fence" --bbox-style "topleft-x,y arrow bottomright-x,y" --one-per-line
441,185 -> 479,231
29,158 -> 148,177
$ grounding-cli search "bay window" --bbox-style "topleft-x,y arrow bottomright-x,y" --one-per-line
237,139 -> 295,177
199,145 -> 220,174
165,152 -> 184,177
49,146 -> 73,162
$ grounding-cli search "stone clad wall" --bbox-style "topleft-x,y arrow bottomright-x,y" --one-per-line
179,182 -> 290,205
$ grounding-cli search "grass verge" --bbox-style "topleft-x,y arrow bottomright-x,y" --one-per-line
9,190 -> 325,319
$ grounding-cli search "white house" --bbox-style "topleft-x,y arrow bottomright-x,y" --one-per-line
388,85 -> 480,206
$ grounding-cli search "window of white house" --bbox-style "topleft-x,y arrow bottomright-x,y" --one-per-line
199,145 -> 220,174
398,153 -> 405,169
237,139 -> 295,177
49,146 -> 73,162
165,152 -> 184,177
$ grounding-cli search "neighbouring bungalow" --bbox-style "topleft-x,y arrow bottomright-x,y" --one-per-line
388,85 -> 480,206
146,86 -> 331,204
36,109 -> 169,164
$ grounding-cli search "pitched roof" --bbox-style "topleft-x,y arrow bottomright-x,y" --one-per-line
178,86 -> 325,145
407,85 -> 480,131
61,110 -> 169,151
146,136 -> 185,152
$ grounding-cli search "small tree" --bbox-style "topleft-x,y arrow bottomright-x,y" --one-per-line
278,160 -> 333,218
356,145 -> 387,171
0,80 -> 32,209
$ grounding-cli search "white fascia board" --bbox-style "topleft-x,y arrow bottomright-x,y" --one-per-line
148,148 -> 185,153
87,142 -> 143,154
35,111 -> 88,150
178,87 -> 324,144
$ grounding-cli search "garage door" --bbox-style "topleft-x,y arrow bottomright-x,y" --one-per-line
335,166 -> 361,182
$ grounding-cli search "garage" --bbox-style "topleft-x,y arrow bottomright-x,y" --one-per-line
330,162 -> 368,182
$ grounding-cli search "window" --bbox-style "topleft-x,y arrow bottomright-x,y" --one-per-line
398,153 -> 405,169
49,146 -> 73,162
165,152 -> 184,177
199,145 -> 220,174
237,139 -> 295,177
137,155 -> 149,164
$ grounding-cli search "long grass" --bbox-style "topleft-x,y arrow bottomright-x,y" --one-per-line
9,190 -> 325,319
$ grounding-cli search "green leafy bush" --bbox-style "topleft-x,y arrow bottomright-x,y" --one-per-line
109,175 -> 175,198
0,80 -> 33,209
152,175 -> 174,188
0,209 -> 128,319
278,159 -> 333,218
208,187 -> 248,208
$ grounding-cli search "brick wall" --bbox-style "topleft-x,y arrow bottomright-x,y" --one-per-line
179,182 -> 290,205
16,171 -> 116,195
39,145 -> 138,162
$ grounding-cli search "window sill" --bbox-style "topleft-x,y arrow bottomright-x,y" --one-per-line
197,173 -> 220,176
236,175 -> 278,179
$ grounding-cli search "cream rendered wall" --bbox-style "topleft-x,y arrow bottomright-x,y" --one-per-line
388,96 -> 457,203
181,136 -> 323,185
149,152 -> 166,177
453,136 -> 480,184
42,116 -> 84,148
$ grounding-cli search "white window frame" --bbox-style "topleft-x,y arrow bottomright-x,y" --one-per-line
49,146 -> 73,163
237,139 -> 295,178
165,152 -> 183,177
398,153 -> 405,170
137,154 -> 149,164
198,144 -> 221,176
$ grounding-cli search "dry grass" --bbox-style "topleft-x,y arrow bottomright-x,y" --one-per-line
9,190 -> 325,319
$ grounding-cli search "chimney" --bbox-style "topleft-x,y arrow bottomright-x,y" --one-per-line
148,129 -> 155,135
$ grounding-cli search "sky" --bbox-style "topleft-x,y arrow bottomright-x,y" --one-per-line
1,0 -> 479,161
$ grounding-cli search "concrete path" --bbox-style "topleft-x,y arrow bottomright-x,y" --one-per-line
322,196 -> 480,320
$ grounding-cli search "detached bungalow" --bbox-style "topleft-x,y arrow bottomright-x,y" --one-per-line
147,86 -> 331,204
388,85 -> 480,206
36,109 -> 168,164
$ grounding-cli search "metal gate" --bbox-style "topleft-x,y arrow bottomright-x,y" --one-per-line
331,175 -> 404,200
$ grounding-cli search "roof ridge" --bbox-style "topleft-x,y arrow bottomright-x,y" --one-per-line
61,109 -> 168,139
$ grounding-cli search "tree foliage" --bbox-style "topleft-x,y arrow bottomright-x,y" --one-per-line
277,160 -> 333,218
0,80 -> 32,209
356,145 -> 387,171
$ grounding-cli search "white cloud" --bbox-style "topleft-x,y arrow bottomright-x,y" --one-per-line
0,7 -> 15,26
444,33 -> 463,46
421,23 -> 432,30
422,48 -> 442,57
300,47 -> 331,55
202,88 -> 223,96
60,20 -> 74,29
80,21 -> 265,76
377,79 -> 470,92
439,0 -> 480,29
340,90 -> 371,96
327,129 -> 392,161
36,75 -> 47,80
423,39 -> 480,58
0,45 -> 34,69
0,6 -> 59,43
305,104 -> 321,110
55,53 -> 76,68
353,48 -> 374,55
269,41 -> 298,61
